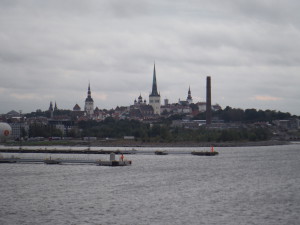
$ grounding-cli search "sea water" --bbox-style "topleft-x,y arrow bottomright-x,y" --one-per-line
0,144 -> 299,225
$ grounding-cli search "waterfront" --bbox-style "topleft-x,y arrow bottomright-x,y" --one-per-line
0,144 -> 299,225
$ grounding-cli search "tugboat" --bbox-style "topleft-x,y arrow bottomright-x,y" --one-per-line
191,146 -> 219,156
154,150 -> 168,155
95,153 -> 132,167
44,157 -> 61,164
191,151 -> 218,156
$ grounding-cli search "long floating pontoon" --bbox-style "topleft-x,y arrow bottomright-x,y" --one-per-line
0,158 -> 132,166
0,153 -> 132,167
0,149 -> 220,156
0,149 -> 136,155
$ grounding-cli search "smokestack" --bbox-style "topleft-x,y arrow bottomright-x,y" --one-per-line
206,76 -> 212,125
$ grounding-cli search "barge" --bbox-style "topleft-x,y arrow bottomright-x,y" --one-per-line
0,153 -> 132,167
191,151 -> 219,156
154,150 -> 168,155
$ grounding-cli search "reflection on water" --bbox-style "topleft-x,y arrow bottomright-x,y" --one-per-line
0,145 -> 299,225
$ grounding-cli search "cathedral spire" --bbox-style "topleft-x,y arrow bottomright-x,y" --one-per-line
85,82 -> 93,102
149,63 -> 161,115
49,101 -> 53,111
187,85 -> 193,103
48,101 -> 54,118
85,82 -> 94,117
150,63 -> 160,97
88,82 -> 91,97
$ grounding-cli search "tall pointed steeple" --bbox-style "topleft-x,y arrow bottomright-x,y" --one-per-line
85,82 -> 93,102
149,63 -> 161,115
150,64 -> 160,97
49,101 -> 53,111
187,86 -> 193,104
84,82 -> 94,117
48,101 -> 54,118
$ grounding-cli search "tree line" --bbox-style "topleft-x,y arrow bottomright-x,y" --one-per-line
76,117 -> 272,142
24,107 -> 297,142
193,106 -> 295,122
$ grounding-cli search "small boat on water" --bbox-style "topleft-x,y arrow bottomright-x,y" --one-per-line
0,154 -> 18,163
155,150 -> 168,155
96,160 -> 132,167
44,157 -> 61,164
95,152 -> 132,166
191,151 -> 219,156
191,146 -> 218,156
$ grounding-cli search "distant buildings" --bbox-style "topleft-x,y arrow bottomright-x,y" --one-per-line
63,64 -> 221,121
2,62 -> 300,143
0,63 -> 227,140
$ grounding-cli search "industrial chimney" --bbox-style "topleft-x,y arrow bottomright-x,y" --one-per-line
206,76 -> 212,125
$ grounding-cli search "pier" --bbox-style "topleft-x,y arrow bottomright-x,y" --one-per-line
0,153 -> 132,167
0,147 -> 219,156
0,157 -> 132,166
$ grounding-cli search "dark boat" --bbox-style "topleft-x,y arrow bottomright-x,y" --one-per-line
44,158 -> 61,164
155,150 -> 168,155
0,159 -> 17,163
191,151 -> 219,156
96,160 -> 132,167
0,155 -> 18,163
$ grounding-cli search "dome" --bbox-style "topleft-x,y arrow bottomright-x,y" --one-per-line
0,122 -> 12,140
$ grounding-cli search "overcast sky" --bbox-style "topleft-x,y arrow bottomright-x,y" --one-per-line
1,0 -> 300,115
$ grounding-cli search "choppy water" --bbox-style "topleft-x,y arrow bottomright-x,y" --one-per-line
0,144 -> 299,225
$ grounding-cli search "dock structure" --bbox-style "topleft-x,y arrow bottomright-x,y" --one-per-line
96,160 -> 132,166
191,151 -> 219,156
0,158 -> 132,166
0,153 -> 132,166
0,149 -> 136,155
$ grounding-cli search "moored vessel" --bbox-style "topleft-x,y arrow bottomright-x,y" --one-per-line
155,150 -> 168,155
191,151 -> 219,156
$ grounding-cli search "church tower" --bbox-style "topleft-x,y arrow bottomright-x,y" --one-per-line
54,101 -> 58,111
149,64 -> 161,115
187,86 -> 193,104
84,83 -> 94,117
49,101 -> 53,111
48,101 -> 54,118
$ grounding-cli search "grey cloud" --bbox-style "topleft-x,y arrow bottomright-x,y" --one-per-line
0,0 -> 300,114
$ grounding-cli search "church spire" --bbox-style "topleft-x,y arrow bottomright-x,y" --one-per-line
48,101 -> 54,118
88,83 -> 91,97
49,101 -> 53,111
148,63 -> 161,115
85,82 -> 93,102
150,63 -> 160,97
84,82 -> 94,117
187,85 -> 193,103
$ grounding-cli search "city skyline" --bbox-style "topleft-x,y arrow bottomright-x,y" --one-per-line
1,1 -> 300,115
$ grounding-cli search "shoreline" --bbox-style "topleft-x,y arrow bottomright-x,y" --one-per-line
2,140 -> 290,148
0,140 -> 292,155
